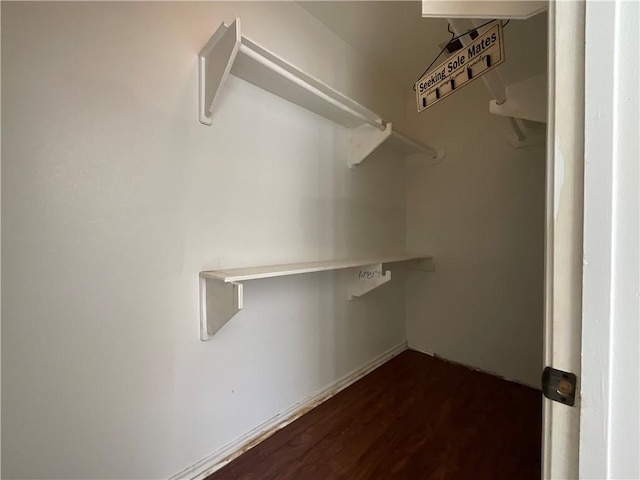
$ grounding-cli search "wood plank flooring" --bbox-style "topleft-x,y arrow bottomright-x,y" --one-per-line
206,350 -> 542,480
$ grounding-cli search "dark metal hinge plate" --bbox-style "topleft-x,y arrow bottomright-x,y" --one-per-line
542,367 -> 577,406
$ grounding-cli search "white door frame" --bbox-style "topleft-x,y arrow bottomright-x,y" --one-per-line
543,1 -> 585,478
579,0 -> 640,478
546,0 -> 640,478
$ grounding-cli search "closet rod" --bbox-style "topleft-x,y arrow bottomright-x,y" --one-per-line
509,117 -> 527,141
239,44 -> 387,132
393,129 -> 439,159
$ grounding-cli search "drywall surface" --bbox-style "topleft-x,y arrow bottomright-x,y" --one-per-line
1,3 -> 408,479
404,19 -> 546,387
580,0 -> 640,477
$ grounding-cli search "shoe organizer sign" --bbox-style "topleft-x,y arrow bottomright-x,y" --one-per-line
415,21 -> 505,112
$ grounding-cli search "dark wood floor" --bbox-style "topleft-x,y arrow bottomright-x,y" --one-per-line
207,350 -> 542,480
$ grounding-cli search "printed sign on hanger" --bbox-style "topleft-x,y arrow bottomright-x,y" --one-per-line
415,20 -> 505,112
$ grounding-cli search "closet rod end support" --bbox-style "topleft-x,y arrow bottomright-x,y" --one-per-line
199,113 -> 213,126
433,149 -> 446,162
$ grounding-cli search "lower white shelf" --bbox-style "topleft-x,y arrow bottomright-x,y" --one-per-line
199,255 -> 434,340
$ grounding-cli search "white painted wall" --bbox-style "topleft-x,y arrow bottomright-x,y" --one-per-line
404,17 -> 547,387
1,3 -> 409,479
580,0 -> 640,478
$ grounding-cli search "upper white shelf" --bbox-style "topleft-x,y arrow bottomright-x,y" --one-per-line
199,255 -> 434,340
198,18 -> 444,167
489,74 -> 547,124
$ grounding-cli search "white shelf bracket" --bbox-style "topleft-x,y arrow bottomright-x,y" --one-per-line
199,274 -> 243,340
198,19 -> 241,125
348,263 -> 392,300
348,123 -> 392,168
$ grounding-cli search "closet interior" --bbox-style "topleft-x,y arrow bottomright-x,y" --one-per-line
0,1 -> 551,479
195,1 -> 547,478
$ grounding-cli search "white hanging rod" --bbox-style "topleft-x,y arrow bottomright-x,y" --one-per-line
509,117 -> 527,142
391,129 -> 439,159
237,43 -> 387,132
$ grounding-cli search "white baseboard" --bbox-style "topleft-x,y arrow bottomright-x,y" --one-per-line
170,342 -> 408,480
407,343 -> 539,390
406,343 -> 435,356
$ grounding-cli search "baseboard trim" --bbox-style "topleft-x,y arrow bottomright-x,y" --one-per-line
406,343 -> 539,390
406,343 -> 435,356
170,342 -> 408,480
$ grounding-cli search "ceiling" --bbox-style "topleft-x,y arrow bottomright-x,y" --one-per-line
298,1 -> 547,90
